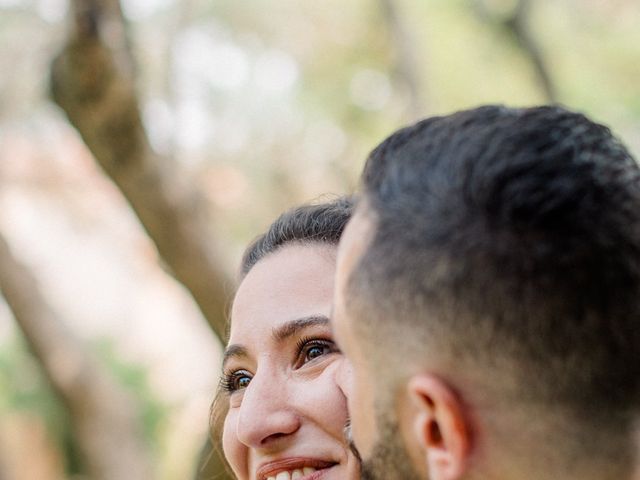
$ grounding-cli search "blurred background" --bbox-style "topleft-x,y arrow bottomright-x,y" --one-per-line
0,0 -> 638,478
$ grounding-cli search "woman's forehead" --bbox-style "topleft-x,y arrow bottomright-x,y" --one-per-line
229,243 -> 336,342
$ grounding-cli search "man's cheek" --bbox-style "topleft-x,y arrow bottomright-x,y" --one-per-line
336,356 -> 355,400
350,370 -> 377,456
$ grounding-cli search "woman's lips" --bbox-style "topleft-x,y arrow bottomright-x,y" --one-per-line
256,458 -> 337,480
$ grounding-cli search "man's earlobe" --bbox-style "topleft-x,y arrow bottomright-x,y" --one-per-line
407,375 -> 471,480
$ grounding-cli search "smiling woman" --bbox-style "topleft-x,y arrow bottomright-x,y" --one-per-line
213,197 -> 360,480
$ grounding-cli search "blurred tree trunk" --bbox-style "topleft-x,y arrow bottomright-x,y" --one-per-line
49,1 -> 233,478
0,413 -> 68,480
0,233 -> 153,480
471,0 -> 557,102
49,0 -> 231,343
378,0 -> 427,119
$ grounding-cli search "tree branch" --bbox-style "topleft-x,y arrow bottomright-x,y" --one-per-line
378,0 -> 427,119
472,0 -> 557,102
49,2 -> 234,478
505,0 -> 556,102
49,0 -> 232,342
0,232 -> 153,480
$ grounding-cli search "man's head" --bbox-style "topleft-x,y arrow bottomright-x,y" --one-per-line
333,105 -> 640,480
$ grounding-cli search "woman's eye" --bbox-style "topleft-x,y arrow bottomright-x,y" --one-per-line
297,339 -> 338,367
221,370 -> 252,393
236,375 -> 251,389
305,345 -> 329,361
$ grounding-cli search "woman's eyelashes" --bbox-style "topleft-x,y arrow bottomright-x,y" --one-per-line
220,369 -> 253,393
220,337 -> 340,394
294,336 -> 340,368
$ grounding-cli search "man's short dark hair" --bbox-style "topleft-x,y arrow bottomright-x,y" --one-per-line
349,105 -> 640,444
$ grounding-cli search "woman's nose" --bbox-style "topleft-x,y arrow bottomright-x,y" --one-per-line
236,372 -> 300,449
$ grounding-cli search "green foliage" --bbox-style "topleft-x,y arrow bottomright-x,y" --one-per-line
0,336 -> 82,474
93,338 -> 169,449
0,335 -> 168,459
0,337 -> 68,434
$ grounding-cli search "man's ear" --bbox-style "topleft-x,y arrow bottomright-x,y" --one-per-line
406,374 -> 471,480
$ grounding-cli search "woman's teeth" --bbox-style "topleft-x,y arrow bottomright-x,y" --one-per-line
267,467 -> 317,480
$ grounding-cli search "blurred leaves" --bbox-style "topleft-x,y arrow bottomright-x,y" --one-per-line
0,334 -> 165,475
94,339 -> 168,448
0,338 -> 68,434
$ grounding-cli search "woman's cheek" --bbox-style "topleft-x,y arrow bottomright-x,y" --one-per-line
222,409 -> 247,479
298,364 -> 349,435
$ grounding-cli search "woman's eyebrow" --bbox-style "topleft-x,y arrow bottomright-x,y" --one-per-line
222,344 -> 248,370
272,315 -> 329,343
222,316 -> 329,369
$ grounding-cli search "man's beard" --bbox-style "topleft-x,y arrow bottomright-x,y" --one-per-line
350,409 -> 424,480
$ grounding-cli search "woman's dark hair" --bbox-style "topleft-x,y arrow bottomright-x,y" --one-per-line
240,195 -> 354,277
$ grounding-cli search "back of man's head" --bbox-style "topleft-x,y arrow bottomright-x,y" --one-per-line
348,105 -> 640,479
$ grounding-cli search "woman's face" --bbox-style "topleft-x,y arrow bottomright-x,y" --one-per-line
222,243 -> 359,480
